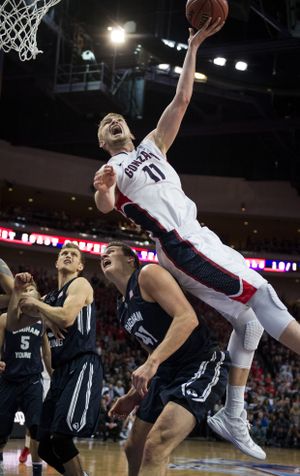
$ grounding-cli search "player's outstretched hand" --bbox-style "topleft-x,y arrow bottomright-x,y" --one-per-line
14,272 -> 33,292
131,359 -> 159,398
0,361 -> 6,373
188,17 -> 224,49
44,319 -> 65,340
108,395 -> 137,420
93,165 -> 117,193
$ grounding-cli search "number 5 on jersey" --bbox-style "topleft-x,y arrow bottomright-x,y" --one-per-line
20,335 -> 30,350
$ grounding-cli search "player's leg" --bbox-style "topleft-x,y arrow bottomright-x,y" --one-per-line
124,417 -> 153,476
279,319 -> 300,352
30,433 -> 43,476
248,282 -> 299,352
38,379 -> 65,474
0,378 -> 18,474
208,308 -> 266,459
20,376 -> 44,476
38,434 -> 65,474
48,354 -> 102,475
126,364 -> 170,476
158,230 -> 299,354
139,401 -> 196,476
51,433 -> 83,476
19,428 -> 31,463
139,349 -> 229,475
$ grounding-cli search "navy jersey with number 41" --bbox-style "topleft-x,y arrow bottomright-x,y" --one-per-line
44,277 -> 98,369
2,321 -> 44,381
118,267 -> 218,365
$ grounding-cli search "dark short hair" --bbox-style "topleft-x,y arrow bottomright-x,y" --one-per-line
60,242 -> 85,265
105,241 -> 140,269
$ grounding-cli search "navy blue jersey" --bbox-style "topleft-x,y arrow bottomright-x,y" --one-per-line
44,278 -> 97,369
2,321 -> 43,381
118,268 -> 218,365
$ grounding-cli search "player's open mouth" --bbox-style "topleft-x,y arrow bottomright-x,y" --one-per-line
102,258 -> 111,269
64,259 -> 71,264
110,124 -> 122,135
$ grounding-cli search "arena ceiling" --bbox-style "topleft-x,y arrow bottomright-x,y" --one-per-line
0,0 -> 299,189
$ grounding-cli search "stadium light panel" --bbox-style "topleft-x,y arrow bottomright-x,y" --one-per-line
158,64 -> 170,71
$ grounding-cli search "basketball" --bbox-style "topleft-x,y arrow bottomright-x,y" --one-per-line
186,0 -> 229,30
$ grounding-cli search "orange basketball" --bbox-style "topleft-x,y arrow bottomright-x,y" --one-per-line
186,0 -> 229,30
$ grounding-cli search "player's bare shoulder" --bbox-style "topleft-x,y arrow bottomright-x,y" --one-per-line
67,277 -> 94,305
138,263 -> 165,288
142,130 -> 167,159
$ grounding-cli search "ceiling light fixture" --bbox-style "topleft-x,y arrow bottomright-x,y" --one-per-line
157,64 -> 170,71
213,57 -> 227,66
109,26 -> 126,44
194,72 -> 207,82
235,61 -> 248,71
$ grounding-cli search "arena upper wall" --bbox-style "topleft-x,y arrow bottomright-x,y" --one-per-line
1,140 -> 300,219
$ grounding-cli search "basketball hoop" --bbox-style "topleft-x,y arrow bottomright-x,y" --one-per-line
0,0 -> 62,61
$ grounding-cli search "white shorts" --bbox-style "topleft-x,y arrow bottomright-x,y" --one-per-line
156,222 -> 266,319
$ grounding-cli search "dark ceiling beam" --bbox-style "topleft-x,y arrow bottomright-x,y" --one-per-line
198,37 -> 300,58
180,117 -> 300,136
250,1 -> 292,37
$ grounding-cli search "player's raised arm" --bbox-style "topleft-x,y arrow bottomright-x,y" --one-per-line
6,273 -> 42,331
148,18 -> 223,155
0,259 -> 14,309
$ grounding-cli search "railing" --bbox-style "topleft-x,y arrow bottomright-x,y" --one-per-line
54,62 -> 111,91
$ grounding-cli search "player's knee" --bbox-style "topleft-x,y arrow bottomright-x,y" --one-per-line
52,434 -> 78,464
249,283 -> 295,340
233,309 -> 264,350
28,424 -> 38,440
142,439 -> 160,466
227,309 -> 264,368
143,431 -> 169,466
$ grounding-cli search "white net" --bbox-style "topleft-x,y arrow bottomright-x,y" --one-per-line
0,0 -> 62,61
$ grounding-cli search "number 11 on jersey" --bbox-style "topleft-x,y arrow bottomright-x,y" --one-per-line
143,164 -> 166,183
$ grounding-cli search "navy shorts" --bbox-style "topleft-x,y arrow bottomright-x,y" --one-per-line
0,374 -> 43,440
137,350 -> 230,424
39,353 -> 103,438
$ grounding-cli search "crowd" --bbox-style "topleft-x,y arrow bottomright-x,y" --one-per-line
5,262 -> 300,448
1,205 -> 300,255
0,206 -> 148,243
245,235 -> 300,255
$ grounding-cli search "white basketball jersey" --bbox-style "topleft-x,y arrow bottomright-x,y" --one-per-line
108,138 -> 197,237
